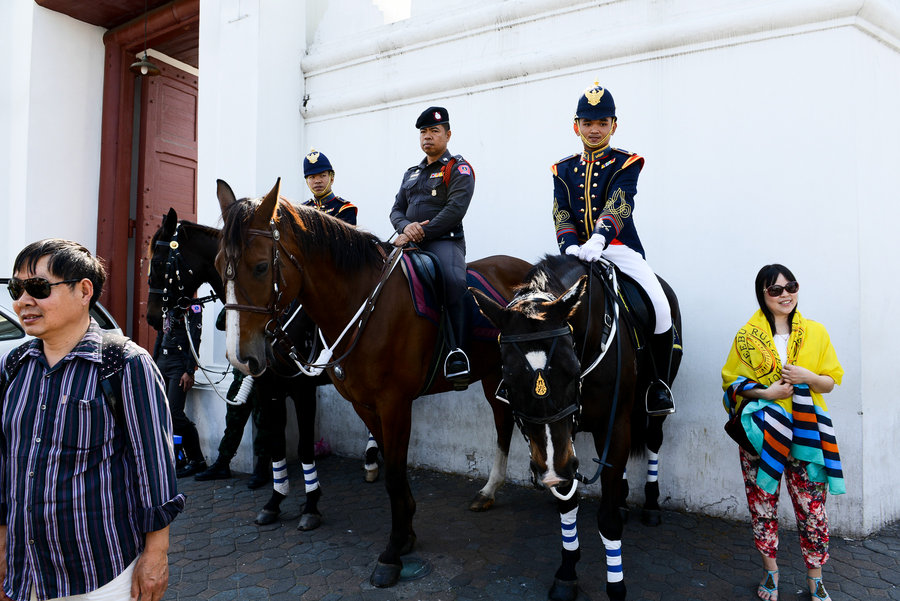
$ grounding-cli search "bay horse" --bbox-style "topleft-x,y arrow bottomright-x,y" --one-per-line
472,254 -> 682,601
147,208 -> 374,531
216,178 -> 530,587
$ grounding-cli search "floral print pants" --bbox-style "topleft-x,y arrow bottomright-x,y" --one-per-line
739,447 -> 829,568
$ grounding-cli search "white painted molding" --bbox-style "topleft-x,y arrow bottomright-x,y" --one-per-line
300,0 -> 900,120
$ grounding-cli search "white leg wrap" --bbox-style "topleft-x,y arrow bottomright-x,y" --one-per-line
560,507 -> 579,551
600,534 -> 624,583
272,459 -> 289,496
302,462 -> 319,493
365,431 -> 378,451
646,451 -> 659,483
621,469 -> 627,480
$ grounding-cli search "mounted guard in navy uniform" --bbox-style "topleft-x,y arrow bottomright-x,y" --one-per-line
389,106 -> 474,388
302,149 -> 358,225
552,83 -> 676,416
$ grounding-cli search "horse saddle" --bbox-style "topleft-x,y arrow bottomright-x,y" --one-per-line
400,249 -> 508,341
613,270 -> 656,351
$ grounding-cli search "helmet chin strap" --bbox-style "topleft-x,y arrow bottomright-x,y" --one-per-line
579,128 -> 613,150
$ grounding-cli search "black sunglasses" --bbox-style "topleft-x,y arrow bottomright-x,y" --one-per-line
764,281 -> 799,297
7,277 -> 81,301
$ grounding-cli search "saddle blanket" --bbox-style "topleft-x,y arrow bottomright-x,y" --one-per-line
401,254 -> 508,341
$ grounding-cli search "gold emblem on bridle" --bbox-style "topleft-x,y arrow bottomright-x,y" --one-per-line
306,150 -> 320,164
584,85 -> 605,107
535,372 -> 548,396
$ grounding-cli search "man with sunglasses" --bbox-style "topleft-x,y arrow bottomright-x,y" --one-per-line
552,83 -> 676,416
0,239 -> 184,601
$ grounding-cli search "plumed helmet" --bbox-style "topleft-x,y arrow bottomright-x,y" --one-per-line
303,149 -> 334,177
574,82 -> 616,121
415,106 -> 450,129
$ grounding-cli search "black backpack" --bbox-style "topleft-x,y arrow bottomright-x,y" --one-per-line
0,330 -> 131,424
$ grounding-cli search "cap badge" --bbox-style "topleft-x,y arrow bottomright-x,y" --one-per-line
434,111 -> 442,120
585,86 -> 605,106
306,150 -> 320,164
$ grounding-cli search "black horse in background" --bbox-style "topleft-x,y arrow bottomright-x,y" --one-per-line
473,254 -> 682,601
147,208 -> 378,531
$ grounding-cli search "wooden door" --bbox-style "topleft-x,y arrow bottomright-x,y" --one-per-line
133,63 -> 198,350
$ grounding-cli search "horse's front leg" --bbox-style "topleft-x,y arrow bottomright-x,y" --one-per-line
364,400 -> 416,588
292,383 -> 323,531
640,415 -> 666,526
597,466 -> 628,601
470,374 -> 514,511
548,486 -> 581,601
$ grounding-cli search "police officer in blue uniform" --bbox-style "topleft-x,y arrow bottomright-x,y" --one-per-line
552,83 -> 675,415
390,106 -> 475,387
302,149 -> 358,225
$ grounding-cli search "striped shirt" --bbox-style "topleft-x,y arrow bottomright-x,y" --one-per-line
0,320 -> 185,601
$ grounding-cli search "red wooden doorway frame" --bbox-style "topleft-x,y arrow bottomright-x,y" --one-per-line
96,0 -> 199,334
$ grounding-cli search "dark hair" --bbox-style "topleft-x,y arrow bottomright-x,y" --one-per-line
13,239 -> 107,308
754,263 -> 797,333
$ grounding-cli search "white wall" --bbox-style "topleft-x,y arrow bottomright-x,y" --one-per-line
0,1 -> 105,270
194,0 -> 900,535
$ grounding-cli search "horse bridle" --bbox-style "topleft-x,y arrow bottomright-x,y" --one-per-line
150,224 -> 218,321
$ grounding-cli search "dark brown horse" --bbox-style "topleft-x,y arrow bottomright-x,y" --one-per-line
147,209 -> 343,530
216,178 -> 530,587
472,254 -> 682,601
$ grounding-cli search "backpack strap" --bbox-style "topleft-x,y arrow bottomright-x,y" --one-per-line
98,331 -> 132,425
0,342 -> 36,406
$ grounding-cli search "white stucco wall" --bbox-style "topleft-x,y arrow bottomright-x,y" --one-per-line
0,1 -> 105,270
191,0 -> 899,536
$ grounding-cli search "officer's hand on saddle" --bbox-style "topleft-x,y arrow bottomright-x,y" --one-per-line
577,233 -> 606,262
393,233 -> 411,247
402,220 -> 430,243
565,245 -> 580,257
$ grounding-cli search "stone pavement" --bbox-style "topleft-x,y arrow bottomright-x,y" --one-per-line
166,455 -> 900,601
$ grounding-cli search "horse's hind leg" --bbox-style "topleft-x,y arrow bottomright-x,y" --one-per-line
470,378 -> 514,512
293,383 -> 323,531
254,379 -> 289,526
596,443 -> 629,600
548,488 -> 581,601
364,430 -> 380,483
641,415 -> 665,527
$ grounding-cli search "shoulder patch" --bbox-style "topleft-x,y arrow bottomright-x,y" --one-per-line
457,164 -> 471,176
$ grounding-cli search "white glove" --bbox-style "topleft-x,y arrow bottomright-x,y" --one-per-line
577,234 -> 606,262
564,245 -> 580,256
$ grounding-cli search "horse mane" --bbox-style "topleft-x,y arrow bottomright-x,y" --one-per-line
221,196 -> 391,274
518,254 -> 587,297
148,219 -> 220,257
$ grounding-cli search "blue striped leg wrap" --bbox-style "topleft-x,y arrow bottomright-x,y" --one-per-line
646,451 -> 659,483
560,507 -> 579,551
272,459 -> 289,495
600,534 -> 623,583
302,462 -> 319,493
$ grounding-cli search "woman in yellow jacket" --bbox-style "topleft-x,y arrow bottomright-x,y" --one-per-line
721,264 -> 844,601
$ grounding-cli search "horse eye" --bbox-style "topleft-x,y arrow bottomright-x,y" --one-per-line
253,262 -> 269,277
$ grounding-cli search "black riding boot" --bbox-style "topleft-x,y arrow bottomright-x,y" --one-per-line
645,328 -> 676,416
444,300 -> 471,390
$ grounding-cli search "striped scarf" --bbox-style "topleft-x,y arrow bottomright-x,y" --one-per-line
722,310 -> 845,495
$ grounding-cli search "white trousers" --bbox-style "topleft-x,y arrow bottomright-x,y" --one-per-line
602,244 -> 672,334
30,557 -> 138,601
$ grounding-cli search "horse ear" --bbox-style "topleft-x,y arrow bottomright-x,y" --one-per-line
162,207 -> 178,233
471,288 -> 508,329
258,177 -> 282,221
554,275 -> 587,320
216,179 -> 238,215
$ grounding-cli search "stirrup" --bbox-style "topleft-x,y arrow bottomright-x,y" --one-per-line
444,348 -> 470,380
645,380 -> 675,416
807,576 -> 830,601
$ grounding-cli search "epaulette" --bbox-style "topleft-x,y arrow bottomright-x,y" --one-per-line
612,147 -> 643,170
551,154 -> 579,176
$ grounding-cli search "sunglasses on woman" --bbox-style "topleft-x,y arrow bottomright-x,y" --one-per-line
764,280 -> 799,297
7,277 -> 81,301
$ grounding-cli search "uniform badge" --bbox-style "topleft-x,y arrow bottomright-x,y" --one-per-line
433,111 -> 442,120
457,164 -> 471,175
306,150 -> 320,163
431,189 -> 437,196
430,171 -> 443,178
584,86 -> 605,106
601,158 -> 615,169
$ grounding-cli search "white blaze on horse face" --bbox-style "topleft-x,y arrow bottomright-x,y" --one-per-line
525,350 -> 548,372
540,424 -> 563,487
224,282 -> 248,372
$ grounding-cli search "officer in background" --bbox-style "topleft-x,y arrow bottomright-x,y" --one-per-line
390,106 -> 475,388
552,83 -> 676,415
302,149 -> 358,224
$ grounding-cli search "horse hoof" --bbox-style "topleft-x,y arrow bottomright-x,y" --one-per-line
606,580 -> 627,601
400,532 -> 417,555
469,492 -> 495,512
254,508 -> 280,525
641,508 -> 662,527
548,577 -> 579,601
364,466 -> 379,483
297,512 -> 322,531
370,560 -> 402,588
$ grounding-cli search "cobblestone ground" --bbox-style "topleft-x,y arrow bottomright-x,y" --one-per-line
165,455 -> 900,601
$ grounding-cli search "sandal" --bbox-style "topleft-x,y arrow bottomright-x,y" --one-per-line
807,576 -> 831,601
757,570 -> 778,601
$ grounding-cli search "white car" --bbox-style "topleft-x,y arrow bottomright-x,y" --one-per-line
0,278 -> 122,358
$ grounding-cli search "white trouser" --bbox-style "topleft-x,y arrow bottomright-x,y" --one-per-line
30,557 -> 138,601
602,244 -> 672,334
